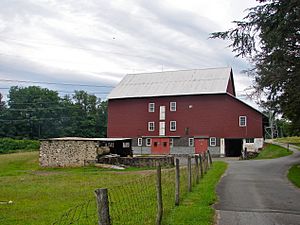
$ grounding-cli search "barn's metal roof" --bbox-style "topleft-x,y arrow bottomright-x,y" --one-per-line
108,67 -> 232,99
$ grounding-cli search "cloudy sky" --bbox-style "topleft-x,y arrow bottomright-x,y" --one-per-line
0,0 -> 259,105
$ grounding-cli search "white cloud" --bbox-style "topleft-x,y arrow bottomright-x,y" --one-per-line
0,0 -> 258,104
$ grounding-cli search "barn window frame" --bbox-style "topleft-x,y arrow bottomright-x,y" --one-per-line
188,138 -> 194,147
170,102 -> 176,111
246,138 -> 254,143
148,121 -> 155,131
170,138 -> 174,147
239,116 -> 247,127
170,121 -> 176,131
209,137 -> 217,147
148,103 -> 155,112
137,138 -> 142,146
146,138 -> 151,146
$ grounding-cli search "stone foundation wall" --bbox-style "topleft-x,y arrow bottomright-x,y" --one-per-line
98,156 -> 174,167
39,140 -> 98,167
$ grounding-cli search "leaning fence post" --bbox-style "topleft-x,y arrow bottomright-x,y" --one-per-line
156,164 -> 163,225
95,188 -> 111,225
208,150 -> 213,166
175,158 -> 180,206
199,154 -> 203,178
195,155 -> 199,184
187,155 -> 192,192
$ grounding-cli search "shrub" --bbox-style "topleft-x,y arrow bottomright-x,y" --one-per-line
0,138 -> 40,153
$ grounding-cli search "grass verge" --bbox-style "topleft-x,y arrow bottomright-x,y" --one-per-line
163,161 -> 227,225
255,143 -> 292,159
275,136 -> 300,149
288,164 -> 300,188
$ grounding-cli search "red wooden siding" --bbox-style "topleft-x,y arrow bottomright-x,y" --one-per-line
107,94 -> 263,139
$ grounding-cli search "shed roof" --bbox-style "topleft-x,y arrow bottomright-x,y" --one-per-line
108,67 -> 232,99
42,137 -> 131,141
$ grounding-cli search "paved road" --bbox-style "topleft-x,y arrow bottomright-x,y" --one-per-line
214,143 -> 300,225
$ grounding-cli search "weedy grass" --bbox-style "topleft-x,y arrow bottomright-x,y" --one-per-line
255,143 -> 292,159
288,164 -> 300,188
163,162 -> 227,225
275,137 -> 300,149
0,152 -> 226,225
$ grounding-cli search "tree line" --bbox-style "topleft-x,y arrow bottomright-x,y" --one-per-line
0,86 -> 107,139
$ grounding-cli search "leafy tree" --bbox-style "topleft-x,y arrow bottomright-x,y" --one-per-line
0,93 -> 5,110
211,0 -> 300,135
0,86 -> 108,139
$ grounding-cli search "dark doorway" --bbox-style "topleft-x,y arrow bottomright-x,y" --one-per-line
225,139 -> 242,157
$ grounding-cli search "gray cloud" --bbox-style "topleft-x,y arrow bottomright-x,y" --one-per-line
0,0 -> 255,102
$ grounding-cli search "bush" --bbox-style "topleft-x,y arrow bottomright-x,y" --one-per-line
0,138 -> 40,154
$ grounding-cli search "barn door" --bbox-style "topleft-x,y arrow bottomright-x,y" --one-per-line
152,138 -> 170,154
194,138 -> 208,154
159,106 -> 166,120
159,122 -> 165,136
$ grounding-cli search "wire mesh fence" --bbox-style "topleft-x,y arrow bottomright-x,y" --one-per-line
52,199 -> 97,225
52,152 -> 212,225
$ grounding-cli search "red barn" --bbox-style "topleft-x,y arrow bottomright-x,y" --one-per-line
107,67 -> 265,157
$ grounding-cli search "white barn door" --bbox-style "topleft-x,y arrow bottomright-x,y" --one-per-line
159,106 -> 166,120
159,122 -> 165,136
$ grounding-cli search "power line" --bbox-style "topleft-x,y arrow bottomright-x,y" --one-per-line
0,78 -> 114,88
0,87 -> 110,95
0,116 -> 108,124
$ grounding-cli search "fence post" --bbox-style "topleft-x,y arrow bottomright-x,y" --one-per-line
156,164 -> 163,225
95,188 -> 111,225
187,156 -> 192,192
195,155 -> 199,184
204,152 -> 207,174
175,158 -> 180,206
199,154 -> 203,178
208,150 -> 213,166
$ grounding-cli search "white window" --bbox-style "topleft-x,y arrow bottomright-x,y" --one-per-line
170,138 -> 174,147
170,102 -> 176,111
159,122 -> 165,136
123,142 -> 130,148
239,116 -> 247,127
188,138 -> 194,147
210,137 -> 217,147
159,106 -> 166,120
137,138 -> 142,146
246,138 -> 254,143
148,122 -> 155,131
170,121 -> 176,131
148,103 -> 155,112
146,138 -> 151,146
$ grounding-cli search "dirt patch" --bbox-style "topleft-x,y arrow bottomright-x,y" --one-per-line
29,170 -> 66,176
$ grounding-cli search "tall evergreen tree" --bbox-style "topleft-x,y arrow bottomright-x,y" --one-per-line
211,0 -> 300,135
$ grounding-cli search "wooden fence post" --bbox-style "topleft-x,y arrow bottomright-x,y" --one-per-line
95,188 -> 111,225
204,152 -> 207,174
208,150 -> 213,166
195,155 -> 199,184
199,154 -> 203,178
175,158 -> 180,206
156,164 -> 163,225
187,156 -> 192,192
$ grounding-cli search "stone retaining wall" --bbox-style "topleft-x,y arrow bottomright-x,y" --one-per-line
97,155 -> 174,167
39,140 -> 98,167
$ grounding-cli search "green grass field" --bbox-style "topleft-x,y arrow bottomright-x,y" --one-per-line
288,165 -> 300,188
0,152 -> 226,225
275,136 -> 300,149
255,143 -> 292,159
